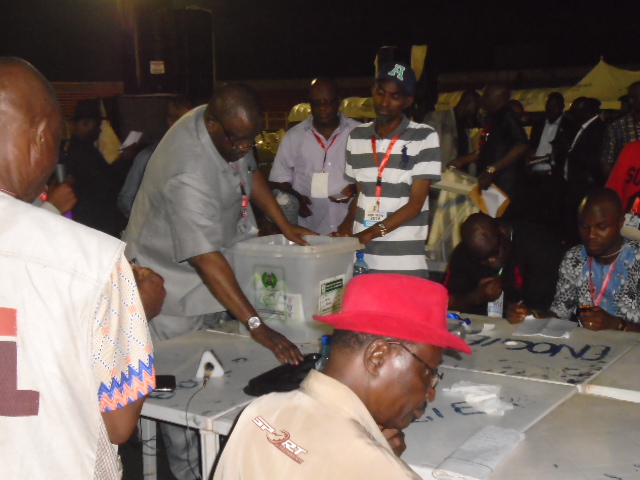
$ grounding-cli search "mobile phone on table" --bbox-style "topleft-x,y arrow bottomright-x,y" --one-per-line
155,375 -> 176,392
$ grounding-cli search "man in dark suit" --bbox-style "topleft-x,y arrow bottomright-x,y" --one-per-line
525,92 -> 577,237
564,97 -> 607,245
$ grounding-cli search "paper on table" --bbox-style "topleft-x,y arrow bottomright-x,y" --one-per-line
513,316 -> 577,338
442,381 -> 513,416
119,131 -> 143,151
432,425 -> 525,480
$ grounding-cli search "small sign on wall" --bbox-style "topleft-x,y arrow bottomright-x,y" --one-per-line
150,61 -> 165,74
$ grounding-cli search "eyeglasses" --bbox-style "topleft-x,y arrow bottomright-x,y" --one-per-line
387,341 -> 443,389
210,112 -> 258,152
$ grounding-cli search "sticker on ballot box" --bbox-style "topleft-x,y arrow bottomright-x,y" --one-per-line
254,266 -> 287,320
318,275 -> 345,315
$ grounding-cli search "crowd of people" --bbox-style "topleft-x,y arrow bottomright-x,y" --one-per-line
2,53 -> 640,480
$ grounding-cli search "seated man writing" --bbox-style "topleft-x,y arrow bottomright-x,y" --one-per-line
213,274 -> 471,480
537,188 -> 640,331
445,213 -> 564,323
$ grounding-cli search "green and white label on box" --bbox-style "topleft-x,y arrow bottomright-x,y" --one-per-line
318,274 -> 345,315
254,265 -> 287,320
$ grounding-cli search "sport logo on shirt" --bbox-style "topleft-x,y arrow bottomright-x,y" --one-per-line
253,416 -> 308,464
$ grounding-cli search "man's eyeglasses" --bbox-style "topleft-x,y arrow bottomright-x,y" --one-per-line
210,112 -> 258,152
387,341 -> 443,389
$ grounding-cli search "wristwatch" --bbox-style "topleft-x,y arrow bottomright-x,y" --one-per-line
378,221 -> 388,237
247,316 -> 262,330
486,166 -> 497,174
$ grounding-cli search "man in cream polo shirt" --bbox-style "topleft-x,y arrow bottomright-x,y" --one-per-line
214,274 -> 471,479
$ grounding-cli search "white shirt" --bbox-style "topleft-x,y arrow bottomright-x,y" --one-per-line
269,113 -> 360,235
532,115 -> 563,172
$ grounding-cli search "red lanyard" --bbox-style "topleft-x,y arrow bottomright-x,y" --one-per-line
311,131 -> 338,172
589,256 -> 618,306
371,134 -> 401,198
232,163 -> 249,218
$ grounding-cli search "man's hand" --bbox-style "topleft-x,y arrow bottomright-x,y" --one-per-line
298,195 -> 313,217
380,427 -> 406,457
119,143 -> 139,162
474,277 -> 503,303
506,302 -> 529,324
250,324 -> 304,365
280,224 -> 316,246
580,306 -> 622,331
477,170 -> 494,190
329,221 -> 353,237
329,184 -> 356,204
257,220 -> 280,237
47,179 -> 77,214
132,266 -> 166,321
354,229 -> 376,246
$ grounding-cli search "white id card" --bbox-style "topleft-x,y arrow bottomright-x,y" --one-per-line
310,172 -> 329,198
363,203 -> 387,227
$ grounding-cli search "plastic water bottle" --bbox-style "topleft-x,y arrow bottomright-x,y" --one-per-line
353,252 -> 369,276
447,313 -> 469,338
315,334 -> 332,372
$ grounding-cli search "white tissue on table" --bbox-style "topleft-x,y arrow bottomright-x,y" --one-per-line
442,381 -> 513,416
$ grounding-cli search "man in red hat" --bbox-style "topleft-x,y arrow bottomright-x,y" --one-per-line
214,274 -> 471,480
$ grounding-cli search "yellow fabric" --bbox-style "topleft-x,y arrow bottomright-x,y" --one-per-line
436,60 -> 640,112
411,45 -> 428,81
98,120 -> 122,164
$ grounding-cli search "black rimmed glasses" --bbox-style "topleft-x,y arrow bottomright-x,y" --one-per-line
387,341 -> 443,389
210,112 -> 258,152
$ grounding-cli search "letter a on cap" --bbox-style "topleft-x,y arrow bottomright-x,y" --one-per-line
388,64 -> 405,81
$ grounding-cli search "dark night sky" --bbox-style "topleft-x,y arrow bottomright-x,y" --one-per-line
0,0 -> 638,85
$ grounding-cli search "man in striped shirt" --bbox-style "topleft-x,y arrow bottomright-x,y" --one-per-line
336,61 -> 441,278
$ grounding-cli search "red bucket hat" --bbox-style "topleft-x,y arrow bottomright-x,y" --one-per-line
313,273 -> 471,354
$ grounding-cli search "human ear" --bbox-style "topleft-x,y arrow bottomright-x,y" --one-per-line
28,119 -> 48,167
403,96 -> 414,109
363,339 -> 391,377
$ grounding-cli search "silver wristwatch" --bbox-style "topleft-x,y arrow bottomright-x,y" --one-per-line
247,316 -> 262,330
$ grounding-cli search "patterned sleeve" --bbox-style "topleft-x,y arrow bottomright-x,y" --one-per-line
93,253 -> 155,412
549,247 -> 583,320
601,122 -> 616,165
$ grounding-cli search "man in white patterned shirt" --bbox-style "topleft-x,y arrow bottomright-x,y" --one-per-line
0,57 -> 161,479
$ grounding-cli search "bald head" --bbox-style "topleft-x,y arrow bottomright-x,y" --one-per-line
579,188 -> 623,219
310,77 -> 338,98
205,83 -> 262,125
309,77 -> 340,129
0,57 -> 62,201
204,83 -> 263,162
461,213 -> 499,250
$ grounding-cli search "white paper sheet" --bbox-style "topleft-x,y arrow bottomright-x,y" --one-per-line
432,426 -> 525,480
482,186 -> 508,218
513,316 -> 577,338
119,131 -> 143,151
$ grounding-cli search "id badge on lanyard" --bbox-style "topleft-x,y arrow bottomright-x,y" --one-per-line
364,134 -> 400,227
310,131 -> 337,198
